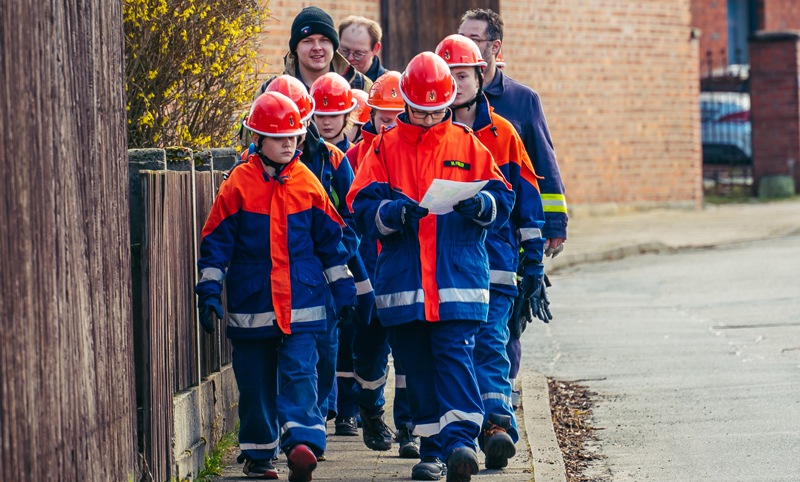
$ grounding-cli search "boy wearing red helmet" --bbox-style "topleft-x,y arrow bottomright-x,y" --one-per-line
196,92 -> 357,481
345,71 -> 420,459
348,53 -> 515,482
311,72 -> 359,154
436,34 -> 548,471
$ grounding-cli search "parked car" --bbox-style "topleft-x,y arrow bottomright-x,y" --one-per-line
700,92 -> 751,165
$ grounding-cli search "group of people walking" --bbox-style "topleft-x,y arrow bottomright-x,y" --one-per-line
195,6 -> 568,482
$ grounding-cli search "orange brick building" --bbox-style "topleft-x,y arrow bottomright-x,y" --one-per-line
257,1 -> 703,213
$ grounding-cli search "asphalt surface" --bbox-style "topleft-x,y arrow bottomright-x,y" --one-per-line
524,235 -> 800,482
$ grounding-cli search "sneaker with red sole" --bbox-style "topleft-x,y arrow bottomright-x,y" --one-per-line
242,458 -> 279,479
287,444 -> 318,482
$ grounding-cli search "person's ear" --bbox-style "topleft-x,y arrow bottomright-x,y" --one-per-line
372,41 -> 381,54
491,39 -> 502,58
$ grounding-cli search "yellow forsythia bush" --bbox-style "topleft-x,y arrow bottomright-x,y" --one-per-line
124,0 -> 269,148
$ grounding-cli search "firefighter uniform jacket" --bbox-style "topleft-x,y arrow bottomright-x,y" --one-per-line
468,94 -> 546,296
347,113 -> 515,326
196,152 -> 356,339
484,68 -> 568,240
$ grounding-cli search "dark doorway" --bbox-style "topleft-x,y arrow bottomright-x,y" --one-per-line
380,0 -> 500,70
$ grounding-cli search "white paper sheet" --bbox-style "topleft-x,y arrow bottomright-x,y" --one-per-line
419,179 -> 489,215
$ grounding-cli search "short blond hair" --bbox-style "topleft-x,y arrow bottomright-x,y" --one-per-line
338,16 -> 382,48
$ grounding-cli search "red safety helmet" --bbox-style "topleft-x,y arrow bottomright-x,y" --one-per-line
350,89 -> 370,125
244,92 -> 307,137
399,52 -> 457,111
435,34 -> 487,68
497,51 -> 506,69
311,73 -> 357,115
265,75 -> 315,122
366,71 -> 404,112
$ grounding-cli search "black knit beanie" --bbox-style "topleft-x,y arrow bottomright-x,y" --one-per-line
289,6 -> 339,53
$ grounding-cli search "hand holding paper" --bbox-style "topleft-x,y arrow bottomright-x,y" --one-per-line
419,179 -> 489,215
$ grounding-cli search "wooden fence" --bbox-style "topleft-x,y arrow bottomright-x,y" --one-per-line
136,163 -> 234,481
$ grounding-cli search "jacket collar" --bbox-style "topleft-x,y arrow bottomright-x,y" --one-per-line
484,67 -> 506,97
365,56 -> 386,82
470,93 -> 495,133
395,110 -> 454,145
300,121 -> 322,162
361,121 -> 378,145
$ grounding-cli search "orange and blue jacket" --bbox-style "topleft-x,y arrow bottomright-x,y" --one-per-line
346,112 -> 515,326
467,94 -> 546,296
196,152 -> 357,339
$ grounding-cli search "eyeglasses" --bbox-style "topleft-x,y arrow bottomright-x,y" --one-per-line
408,107 -> 448,121
339,47 -> 370,61
458,35 -> 497,44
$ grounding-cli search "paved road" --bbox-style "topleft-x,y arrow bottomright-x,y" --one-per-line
524,236 -> 800,482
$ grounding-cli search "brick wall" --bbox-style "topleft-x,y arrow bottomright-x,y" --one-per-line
501,0 -> 703,209
692,0 -> 729,74
762,0 -> 800,30
749,32 -> 800,190
256,0 -> 381,79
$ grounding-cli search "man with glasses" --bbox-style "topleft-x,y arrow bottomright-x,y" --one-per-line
459,8 -> 567,409
348,52 -> 515,482
338,16 -> 387,82
254,6 -> 371,100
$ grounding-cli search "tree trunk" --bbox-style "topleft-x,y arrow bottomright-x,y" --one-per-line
0,1 -> 137,481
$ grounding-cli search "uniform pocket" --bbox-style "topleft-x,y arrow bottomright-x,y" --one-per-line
227,271 -> 269,308
295,262 -> 323,287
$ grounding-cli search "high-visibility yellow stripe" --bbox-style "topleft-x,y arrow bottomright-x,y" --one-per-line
331,188 -> 340,209
541,193 -> 567,213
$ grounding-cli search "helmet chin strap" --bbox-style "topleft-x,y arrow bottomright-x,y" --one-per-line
451,67 -> 484,112
255,135 -> 288,176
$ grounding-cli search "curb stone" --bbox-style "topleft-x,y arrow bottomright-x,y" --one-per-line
521,373 -> 568,482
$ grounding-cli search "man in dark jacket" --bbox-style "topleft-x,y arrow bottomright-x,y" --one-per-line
338,16 -> 387,82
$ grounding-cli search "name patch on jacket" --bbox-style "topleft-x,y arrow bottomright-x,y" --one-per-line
444,160 -> 470,170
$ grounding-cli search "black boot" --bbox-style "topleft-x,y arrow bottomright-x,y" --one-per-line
446,446 -> 478,482
395,424 -> 421,458
359,408 -> 393,451
334,415 -> 359,436
482,413 -> 516,469
411,456 -> 447,480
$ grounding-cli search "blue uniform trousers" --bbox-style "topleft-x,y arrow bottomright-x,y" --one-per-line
316,291 -> 339,420
352,316 -> 413,429
231,334 -> 326,460
335,322 -> 359,417
506,337 -> 522,406
476,291 -> 519,448
390,320 -> 484,461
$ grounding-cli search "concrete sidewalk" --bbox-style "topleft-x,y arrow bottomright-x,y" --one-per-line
549,199 -> 800,272
214,199 -> 800,482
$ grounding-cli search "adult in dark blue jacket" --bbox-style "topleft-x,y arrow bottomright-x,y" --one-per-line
460,8 -> 566,407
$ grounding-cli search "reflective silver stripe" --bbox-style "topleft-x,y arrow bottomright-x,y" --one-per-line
356,279 -> 374,295
413,422 -> 440,437
481,392 -> 513,406
336,371 -> 355,378
376,289 -> 425,309
490,270 -> 517,287
395,374 -> 406,389
324,264 -> 352,283
412,410 -> 483,438
438,288 -> 490,304
228,306 -> 326,328
440,409 -> 484,429
228,312 -> 275,328
355,371 -> 387,390
376,199 -> 398,236
199,267 -> 224,283
517,227 -> 543,242
474,192 -> 497,227
290,306 -> 327,323
509,378 -> 517,390
239,439 -> 279,451
542,199 -> 567,208
282,421 -> 327,433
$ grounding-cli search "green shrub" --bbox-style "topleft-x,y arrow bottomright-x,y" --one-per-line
124,0 -> 269,148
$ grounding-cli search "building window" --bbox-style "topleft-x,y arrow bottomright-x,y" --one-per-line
727,0 -> 757,65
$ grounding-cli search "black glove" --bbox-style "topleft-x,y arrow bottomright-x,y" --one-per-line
337,304 -> 357,328
198,295 -> 224,334
453,192 -> 490,219
508,294 -> 528,340
525,275 -> 552,323
402,203 -> 429,225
